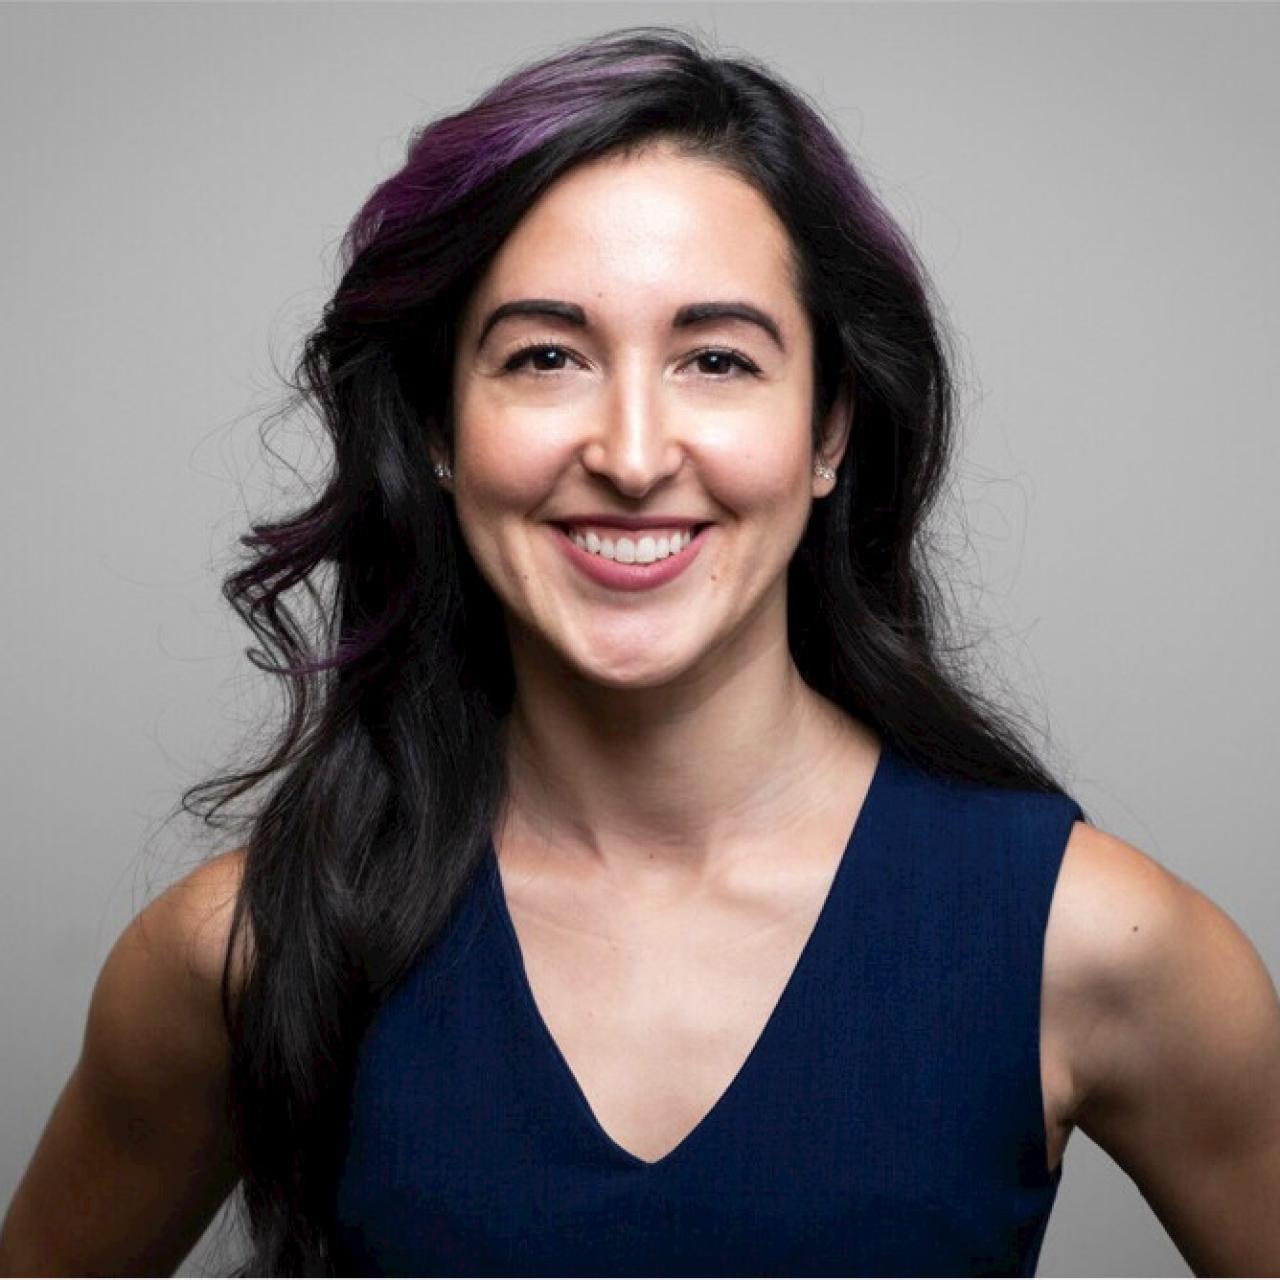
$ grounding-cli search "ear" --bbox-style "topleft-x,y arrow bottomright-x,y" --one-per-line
814,375 -> 854,493
428,442 -> 454,494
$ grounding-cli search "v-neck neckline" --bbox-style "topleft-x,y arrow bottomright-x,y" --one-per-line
485,740 -> 896,1172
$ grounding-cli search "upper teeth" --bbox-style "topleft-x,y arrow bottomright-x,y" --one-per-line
568,526 -> 696,563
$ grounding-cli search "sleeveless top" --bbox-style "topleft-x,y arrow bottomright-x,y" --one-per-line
332,742 -> 1085,1276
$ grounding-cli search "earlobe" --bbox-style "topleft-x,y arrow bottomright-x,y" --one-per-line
818,375 -> 855,476
431,455 -> 454,494
429,439 -> 453,476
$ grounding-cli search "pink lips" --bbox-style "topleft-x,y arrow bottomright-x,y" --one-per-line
551,524 -> 710,592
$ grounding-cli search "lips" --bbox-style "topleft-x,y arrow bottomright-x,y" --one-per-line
550,521 -> 710,592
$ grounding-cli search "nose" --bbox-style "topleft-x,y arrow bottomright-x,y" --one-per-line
578,355 -> 686,498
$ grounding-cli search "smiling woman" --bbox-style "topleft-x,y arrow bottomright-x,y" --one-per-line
2,22 -> 1277,1280
442,143 -> 850,688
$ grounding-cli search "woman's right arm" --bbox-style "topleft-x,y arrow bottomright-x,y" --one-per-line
0,848 -> 250,1277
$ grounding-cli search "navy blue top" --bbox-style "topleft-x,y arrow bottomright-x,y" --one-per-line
333,742 -> 1085,1276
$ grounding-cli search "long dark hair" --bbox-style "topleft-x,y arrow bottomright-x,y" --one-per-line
181,25 -> 1087,1275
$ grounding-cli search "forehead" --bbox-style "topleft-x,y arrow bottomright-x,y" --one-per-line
460,146 -> 800,333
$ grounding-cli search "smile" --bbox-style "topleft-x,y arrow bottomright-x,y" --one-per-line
550,523 -> 711,592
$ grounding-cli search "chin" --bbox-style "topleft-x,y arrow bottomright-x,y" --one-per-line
555,634 -> 711,693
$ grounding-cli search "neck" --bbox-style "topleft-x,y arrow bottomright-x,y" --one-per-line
497,627 -> 870,882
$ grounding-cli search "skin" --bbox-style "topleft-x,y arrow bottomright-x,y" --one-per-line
1,143 -> 1277,1275
1044,822 -> 1280,1275
444,140 -> 858,884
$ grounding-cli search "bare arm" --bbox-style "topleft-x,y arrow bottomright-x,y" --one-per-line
0,849 -> 249,1277
1065,824 -> 1280,1277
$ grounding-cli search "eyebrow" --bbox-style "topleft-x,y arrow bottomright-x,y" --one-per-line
475,298 -> 786,353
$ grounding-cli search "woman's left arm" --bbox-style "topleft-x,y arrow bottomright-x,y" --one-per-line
1065,824 -> 1280,1276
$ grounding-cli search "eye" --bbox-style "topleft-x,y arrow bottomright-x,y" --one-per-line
501,342 -> 582,375
498,342 -> 761,379
687,347 -> 760,379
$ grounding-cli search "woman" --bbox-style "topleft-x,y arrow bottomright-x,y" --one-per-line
2,25 -> 1277,1278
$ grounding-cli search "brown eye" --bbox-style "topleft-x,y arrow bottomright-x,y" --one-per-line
500,342 -> 759,379
503,343 -> 577,374
689,348 -> 759,378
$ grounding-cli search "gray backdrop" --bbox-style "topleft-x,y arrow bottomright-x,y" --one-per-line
2,3 -> 1276,1275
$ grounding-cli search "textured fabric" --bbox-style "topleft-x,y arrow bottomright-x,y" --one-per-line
332,742 -> 1084,1276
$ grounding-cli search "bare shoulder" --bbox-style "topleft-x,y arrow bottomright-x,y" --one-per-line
1046,817 -> 1279,1130
143,845 -> 251,997
1040,822 -> 1173,1125
0,847 -> 252,1274
90,845 -> 252,1084
1047,820 -> 1187,1004
1046,821 -> 1280,1274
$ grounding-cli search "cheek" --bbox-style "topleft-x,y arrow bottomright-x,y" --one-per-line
449,403 -> 570,582
453,393 -> 569,511
700,407 -> 814,518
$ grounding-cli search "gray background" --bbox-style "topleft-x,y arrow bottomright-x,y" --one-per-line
2,3 -> 1276,1275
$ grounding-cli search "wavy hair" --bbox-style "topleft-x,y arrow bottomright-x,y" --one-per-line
182,25 -> 1086,1274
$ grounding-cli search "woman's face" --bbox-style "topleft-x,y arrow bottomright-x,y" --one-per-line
448,142 -> 850,691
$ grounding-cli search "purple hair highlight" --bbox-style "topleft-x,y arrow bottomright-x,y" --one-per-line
259,28 -> 942,679
340,29 -> 926,309
342,47 -> 683,263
